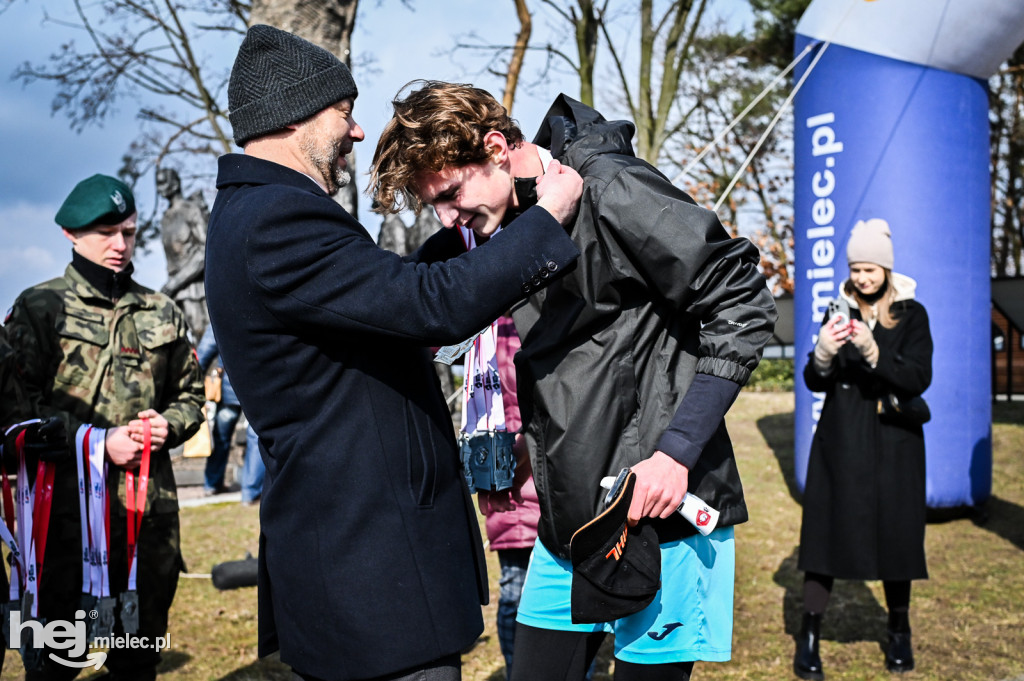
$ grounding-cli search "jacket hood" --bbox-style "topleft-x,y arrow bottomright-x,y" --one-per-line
840,271 -> 917,305
533,94 -> 636,169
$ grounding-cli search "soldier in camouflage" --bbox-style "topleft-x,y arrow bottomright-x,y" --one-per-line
4,174 -> 204,681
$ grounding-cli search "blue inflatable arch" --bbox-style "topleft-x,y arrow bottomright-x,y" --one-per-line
792,0 -> 1024,509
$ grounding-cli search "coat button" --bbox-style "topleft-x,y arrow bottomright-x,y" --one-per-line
521,283 -> 532,294
546,260 -> 558,272
531,275 -> 543,287
540,269 -> 550,279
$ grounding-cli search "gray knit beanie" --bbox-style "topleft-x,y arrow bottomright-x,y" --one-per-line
228,24 -> 358,146
847,218 -> 894,269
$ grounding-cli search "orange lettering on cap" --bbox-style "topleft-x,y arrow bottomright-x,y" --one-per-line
604,527 -> 629,561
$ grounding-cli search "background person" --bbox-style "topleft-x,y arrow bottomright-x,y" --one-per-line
795,218 -> 933,679
240,423 -> 264,506
204,25 -> 582,681
195,324 -> 264,504
463,311 -> 541,680
456,281 -> 594,681
5,174 -> 204,680
371,81 -> 777,681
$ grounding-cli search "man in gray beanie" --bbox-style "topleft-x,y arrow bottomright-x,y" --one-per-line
205,24 -> 584,681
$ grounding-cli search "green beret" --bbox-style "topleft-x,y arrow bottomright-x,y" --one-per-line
55,174 -> 136,230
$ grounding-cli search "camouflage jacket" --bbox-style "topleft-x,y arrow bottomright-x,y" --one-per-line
0,325 -> 30,431
5,264 -> 204,516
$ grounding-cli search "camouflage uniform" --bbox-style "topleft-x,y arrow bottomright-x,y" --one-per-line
1,324 -> 34,676
5,264 -> 203,680
1,325 -> 30,431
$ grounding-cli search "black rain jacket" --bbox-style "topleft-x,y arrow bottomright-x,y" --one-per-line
512,96 -> 777,558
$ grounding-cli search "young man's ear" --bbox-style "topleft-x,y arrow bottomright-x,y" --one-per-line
483,131 -> 510,164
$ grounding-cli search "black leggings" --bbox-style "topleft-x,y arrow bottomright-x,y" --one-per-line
509,623 -> 695,681
803,572 -> 912,614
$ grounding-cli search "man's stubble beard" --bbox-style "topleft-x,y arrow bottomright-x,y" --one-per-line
300,123 -> 351,196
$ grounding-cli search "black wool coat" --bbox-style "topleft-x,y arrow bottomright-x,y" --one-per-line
204,154 -> 579,681
799,290 -> 932,581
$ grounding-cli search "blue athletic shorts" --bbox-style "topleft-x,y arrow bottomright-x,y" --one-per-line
516,527 -> 735,664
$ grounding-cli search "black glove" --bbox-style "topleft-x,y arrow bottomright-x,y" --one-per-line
22,417 -> 69,463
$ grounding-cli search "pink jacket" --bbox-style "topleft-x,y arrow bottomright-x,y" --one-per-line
484,316 -> 541,550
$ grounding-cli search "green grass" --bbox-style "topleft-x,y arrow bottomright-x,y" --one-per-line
3,394 -> 1021,680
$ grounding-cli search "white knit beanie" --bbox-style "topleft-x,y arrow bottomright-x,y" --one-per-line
847,218 -> 893,269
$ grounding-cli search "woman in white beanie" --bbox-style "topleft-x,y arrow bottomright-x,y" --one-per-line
793,218 -> 933,680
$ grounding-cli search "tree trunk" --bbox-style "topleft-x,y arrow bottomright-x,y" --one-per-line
250,0 -> 357,58
572,0 -> 599,107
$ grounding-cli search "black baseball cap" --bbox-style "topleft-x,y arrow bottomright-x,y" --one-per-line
569,469 -> 661,624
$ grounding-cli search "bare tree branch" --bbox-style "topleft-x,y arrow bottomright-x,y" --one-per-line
13,0 -> 241,170
503,0 -> 533,112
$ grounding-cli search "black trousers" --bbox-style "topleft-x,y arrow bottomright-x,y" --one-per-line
509,623 -> 694,681
296,653 -> 461,681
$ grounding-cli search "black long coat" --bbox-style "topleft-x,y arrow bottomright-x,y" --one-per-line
205,154 -> 579,680
799,290 -> 932,581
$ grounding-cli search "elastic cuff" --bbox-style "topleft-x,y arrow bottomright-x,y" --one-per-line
812,354 -> 834,376
656,431 -> 702,470
695,356 -> 751,384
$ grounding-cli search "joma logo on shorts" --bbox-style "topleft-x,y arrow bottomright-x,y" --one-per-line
648,622 -> 684,640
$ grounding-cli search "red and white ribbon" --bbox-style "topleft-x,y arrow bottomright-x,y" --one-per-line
76,425 -> 110,600
0,420 -> 38,602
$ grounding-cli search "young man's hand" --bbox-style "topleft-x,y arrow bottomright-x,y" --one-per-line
129,409 -> 170,450
535,159 -> 583,226
107,410 -> 171,469
105,426 -> 143,469
627,450 -> 688,525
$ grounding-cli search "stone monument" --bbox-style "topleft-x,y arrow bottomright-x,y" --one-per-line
158,168 -> 209,341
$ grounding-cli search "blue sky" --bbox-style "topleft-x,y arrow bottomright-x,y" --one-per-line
0,1 -> 751,311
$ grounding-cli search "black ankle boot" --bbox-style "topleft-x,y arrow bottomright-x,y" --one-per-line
794,612 -> 824,680
885,611 -> 914,673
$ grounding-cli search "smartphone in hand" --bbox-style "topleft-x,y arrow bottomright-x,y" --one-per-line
826,297 -> 850,329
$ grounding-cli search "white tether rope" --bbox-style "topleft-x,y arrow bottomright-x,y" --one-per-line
673,41 -> 816,184
674,0 -> 862,212
713,39 -> 832,212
